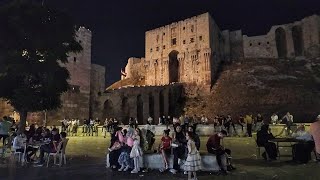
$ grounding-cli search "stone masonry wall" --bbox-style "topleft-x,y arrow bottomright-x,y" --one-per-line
90,64 -> 106,118
93,84 -> 184,125
243,15 -> 320,59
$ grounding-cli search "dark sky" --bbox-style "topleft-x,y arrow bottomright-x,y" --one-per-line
46,0 -> 319,85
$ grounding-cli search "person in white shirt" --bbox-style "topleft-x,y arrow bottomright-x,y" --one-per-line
147,116 -> 153,125
291,125 -> 315,163
271,113 -> 279,125
291,125 -> 313,141
12,133 -> 26,152
201,115 -> 208,125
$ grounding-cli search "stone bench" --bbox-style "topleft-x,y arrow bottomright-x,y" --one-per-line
106,153 -> 220,172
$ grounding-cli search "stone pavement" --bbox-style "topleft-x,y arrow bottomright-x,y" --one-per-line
1,136 -> 320,180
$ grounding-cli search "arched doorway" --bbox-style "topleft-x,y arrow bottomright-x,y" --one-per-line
137,95 -> 143,124
159,90 -> 164,117
103,100 -> 114,119
275,27 -> 287,58
121,97 -> 129,124
168,50 -> 179,83
292,26 -> 303,56
148,93 -> 154,119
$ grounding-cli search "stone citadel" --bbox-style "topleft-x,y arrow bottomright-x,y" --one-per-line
1,13 -> 319,125
98,13 -> 320,124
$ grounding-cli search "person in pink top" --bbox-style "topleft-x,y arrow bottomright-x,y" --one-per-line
310,115 -> 320,161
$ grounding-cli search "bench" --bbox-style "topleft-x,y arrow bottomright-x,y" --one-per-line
106,153 -> 220,172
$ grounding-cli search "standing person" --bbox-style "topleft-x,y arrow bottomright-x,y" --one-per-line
71,119 -> 77,136
280,112 -> 294,136
159,129 -> 172,172
184,131 -> 201,180
130,128 -> 143,174
147,116 -> 153,125
103,118 -> 108,138
170,125 -> 187,174
89,118 -> 95,136
310,115 -> 320,161
0,116 -> 12,146
237,115 -> 245,133
206,130 -> 232,175
271,113 -> 279,125
188,126 -> 200,151
145,121 -> 155,151
244,114 -> 253,137
255,114 -> 264,131
82,119 -> 88,136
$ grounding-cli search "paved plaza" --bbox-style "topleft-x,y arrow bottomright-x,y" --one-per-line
1,135 -> 320,180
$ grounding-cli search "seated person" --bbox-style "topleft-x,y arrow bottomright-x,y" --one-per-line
12,132 -> 35,162
257,125 -> 277,160
292,125 -> 313,141
170,124 -> 187,174
292,125 -> 315,163
35,128 -> 61,166
159,129 -> 172,172
206,130 -> 234,174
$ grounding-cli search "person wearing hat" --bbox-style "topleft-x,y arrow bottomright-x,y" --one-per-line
310,115 -> 320,161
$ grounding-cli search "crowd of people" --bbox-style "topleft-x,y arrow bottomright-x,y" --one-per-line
107,121 -> 235,178
0,116 -> 68,166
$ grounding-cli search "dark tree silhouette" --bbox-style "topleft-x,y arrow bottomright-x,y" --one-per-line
0,0 -> 82,131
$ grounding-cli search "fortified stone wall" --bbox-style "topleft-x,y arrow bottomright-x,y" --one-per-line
122,13 -> 226,89
90,64 -> 106,118
243,15 -> 320,59
93,84 -> 184,125
123,57 -> 146,79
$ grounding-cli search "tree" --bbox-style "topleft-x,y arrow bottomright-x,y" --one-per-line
0,0 -> 82,132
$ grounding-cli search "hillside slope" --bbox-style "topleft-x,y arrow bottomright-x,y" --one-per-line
185,58 -> 320,122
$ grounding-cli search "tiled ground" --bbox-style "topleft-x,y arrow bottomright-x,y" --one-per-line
1,135 -> 320,180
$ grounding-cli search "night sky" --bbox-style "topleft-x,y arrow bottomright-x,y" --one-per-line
15,0 -> 320,85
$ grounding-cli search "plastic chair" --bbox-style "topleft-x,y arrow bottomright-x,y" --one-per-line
46,138 -> 69,167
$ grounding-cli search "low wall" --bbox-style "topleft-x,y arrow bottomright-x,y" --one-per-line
52,123 -> 311,137
106,153 -> 220,171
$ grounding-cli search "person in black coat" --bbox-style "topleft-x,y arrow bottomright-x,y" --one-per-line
257,124 -> 277,160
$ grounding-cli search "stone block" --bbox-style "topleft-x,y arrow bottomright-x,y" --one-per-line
106,153 -> 220,172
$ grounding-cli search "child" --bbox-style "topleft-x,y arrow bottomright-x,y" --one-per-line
130,128 -> 143,173
159,129 -> 172,172
108,127 -> 123,152
184,131 -> 201,180
118,129 -> 133,172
